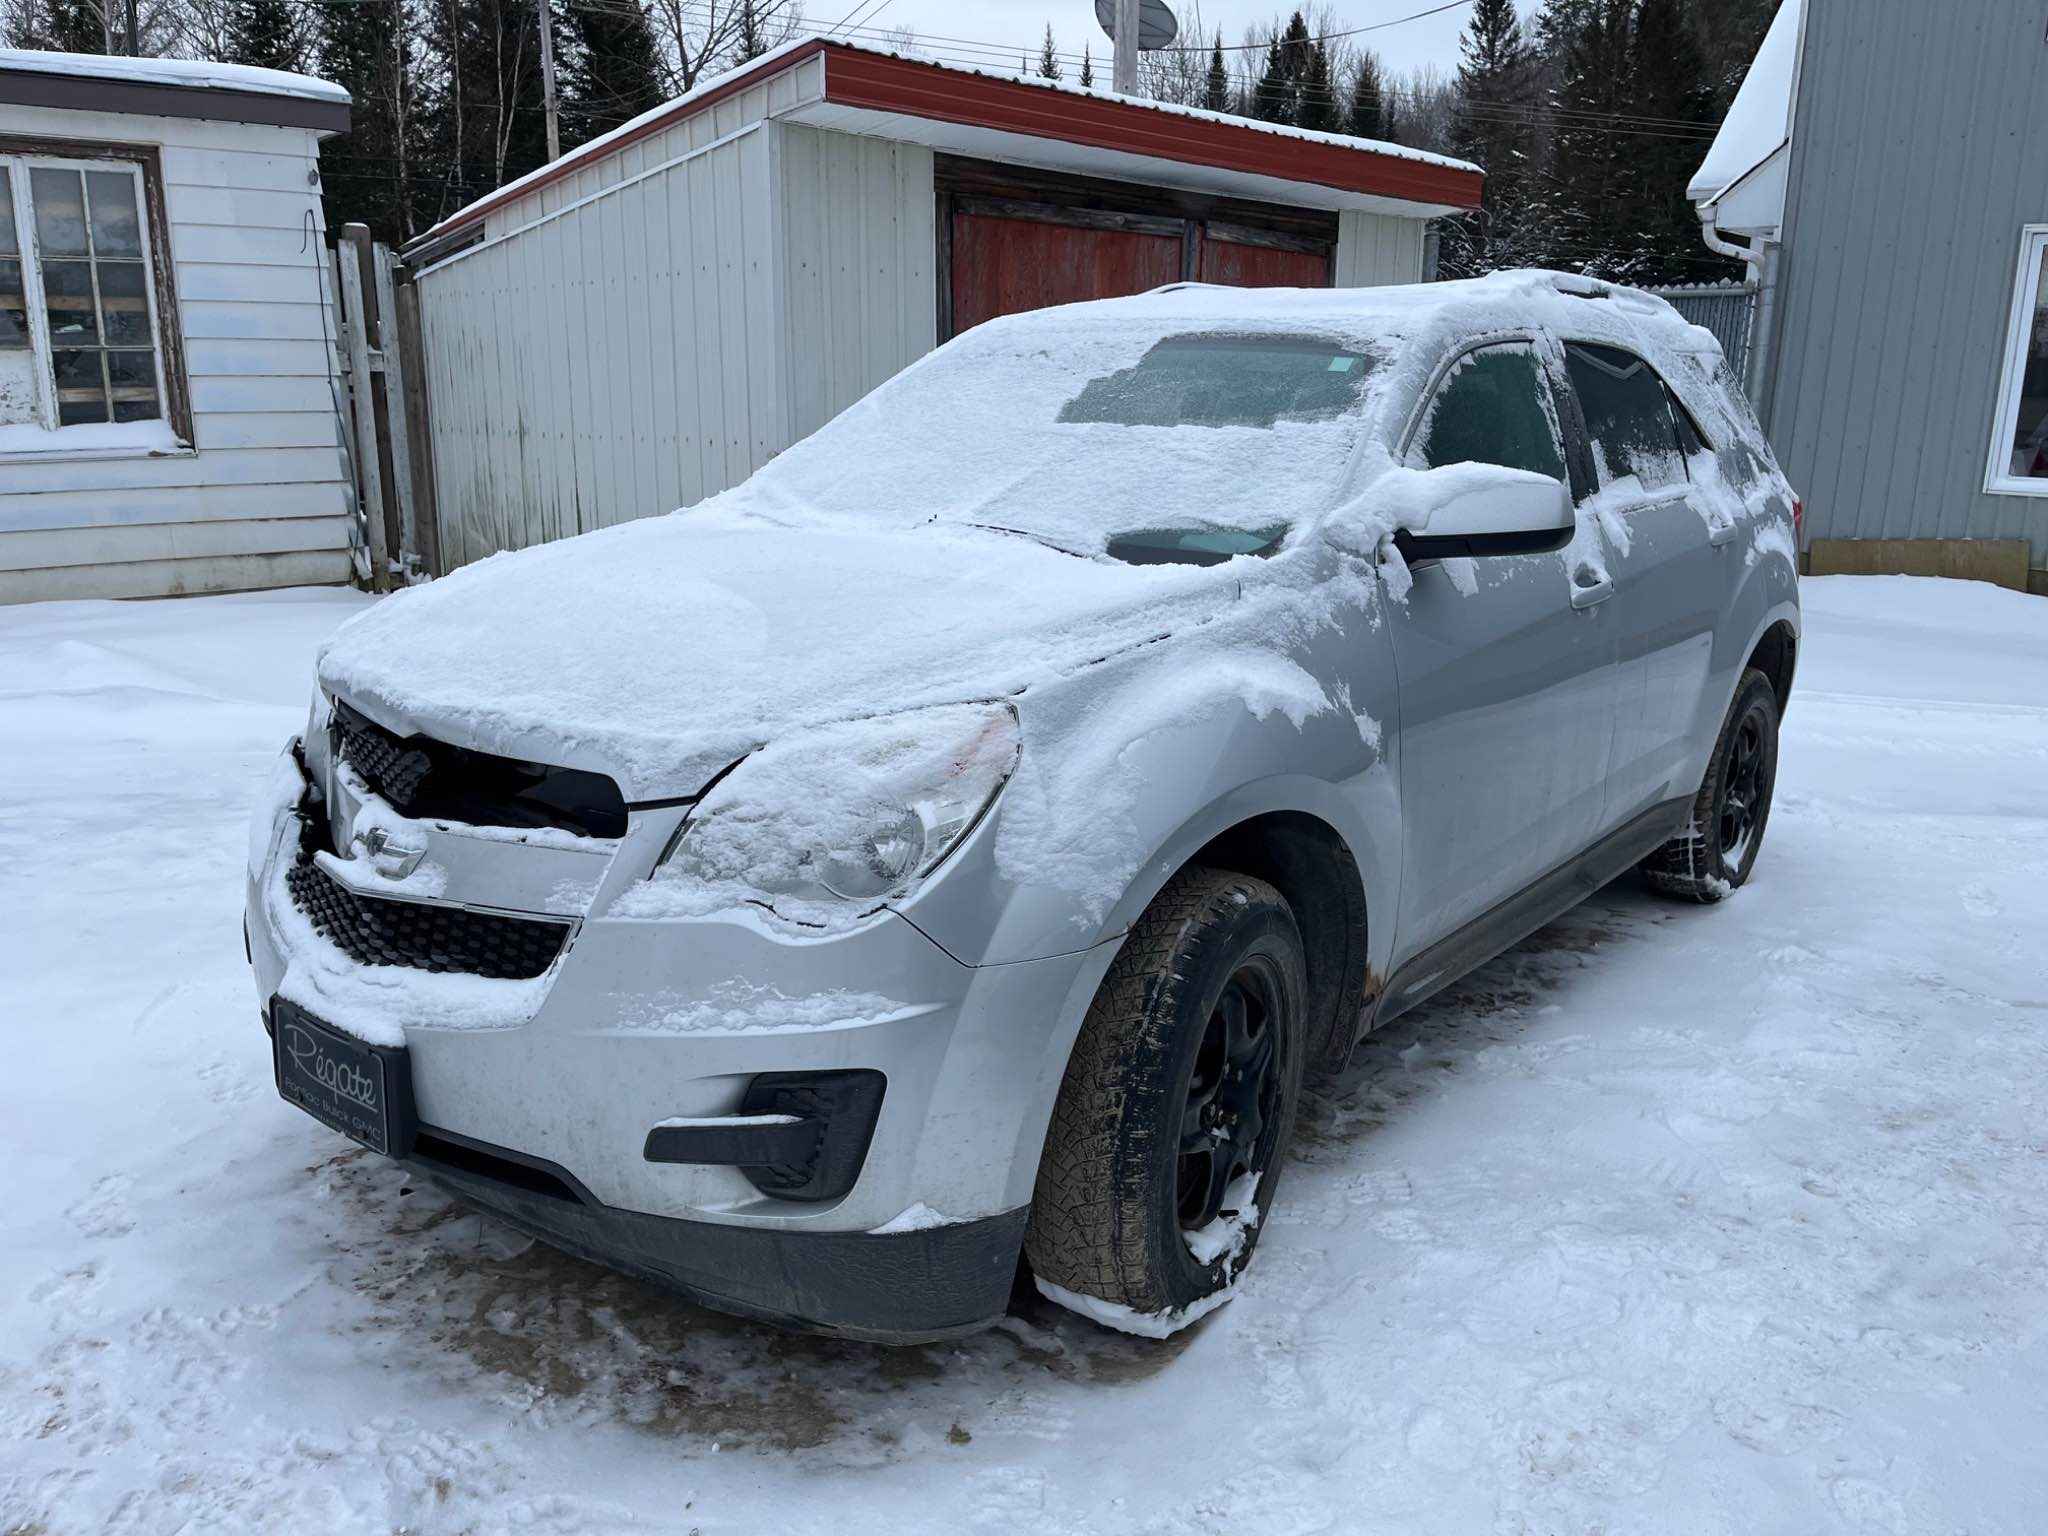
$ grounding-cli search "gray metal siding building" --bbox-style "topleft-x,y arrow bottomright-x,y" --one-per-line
1759,0 -> 2048,590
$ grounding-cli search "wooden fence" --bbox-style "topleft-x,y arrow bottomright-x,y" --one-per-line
331,223 -> 438,590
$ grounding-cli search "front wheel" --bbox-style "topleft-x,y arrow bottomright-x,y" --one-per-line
1025,867 -> 1307,1336
1643,666 -> 1782,902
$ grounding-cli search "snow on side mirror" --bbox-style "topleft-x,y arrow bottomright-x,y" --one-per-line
1392,463 -> 1575,561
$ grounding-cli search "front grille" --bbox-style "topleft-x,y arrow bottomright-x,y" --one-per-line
331,699 -> 628,839
286,856 -> 571,980
335,705 -> 434,807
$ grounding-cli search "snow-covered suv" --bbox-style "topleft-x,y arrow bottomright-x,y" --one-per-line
247,271 -> 1800,1341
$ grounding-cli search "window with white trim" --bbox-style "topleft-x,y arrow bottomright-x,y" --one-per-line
0,149 -> 183,450
1988,225 -> 2048,496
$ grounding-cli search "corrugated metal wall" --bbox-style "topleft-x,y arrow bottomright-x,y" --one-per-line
1766,0 -> 2048,572
779,124 -> 935,444
416,68 -> 813,567
1335,211 -> 1426,287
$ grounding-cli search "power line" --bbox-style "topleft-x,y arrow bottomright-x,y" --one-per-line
1153,0 -> 1475,53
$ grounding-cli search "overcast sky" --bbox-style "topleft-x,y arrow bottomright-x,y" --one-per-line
823,1 -> 1478,81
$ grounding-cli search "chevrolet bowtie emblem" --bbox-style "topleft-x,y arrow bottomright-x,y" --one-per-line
351,824 -> 428,880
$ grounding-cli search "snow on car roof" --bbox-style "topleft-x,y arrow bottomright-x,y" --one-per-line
0,47 -> 348,102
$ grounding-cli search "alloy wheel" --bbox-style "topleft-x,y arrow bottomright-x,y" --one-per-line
1176,960 -> 1283,1233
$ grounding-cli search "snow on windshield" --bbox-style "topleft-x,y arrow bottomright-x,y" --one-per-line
729,314 -> 1383,555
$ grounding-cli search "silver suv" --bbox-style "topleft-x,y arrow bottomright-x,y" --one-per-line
247,272 -> 1800,1342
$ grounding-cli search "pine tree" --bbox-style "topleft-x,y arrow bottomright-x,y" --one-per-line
1038,23 -> 1062,81
1203,31 -> 1231,112
1632,0 -> 1723,282
1347,50 -> 1386,139
315,0 -> 418,241
1540,0 -> 1642,279
1297,39 -> 1340,133
1444,0 -> 1539,277
1251,11 -> 1311,125
560,0 -> 663,143
1079,41 -> 1093,88
735,0 -> 769,61
224,0 -> 304,74
39,0 -> 107,52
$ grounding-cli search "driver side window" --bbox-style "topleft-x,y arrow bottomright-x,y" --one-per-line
1418,342 -> 1569,482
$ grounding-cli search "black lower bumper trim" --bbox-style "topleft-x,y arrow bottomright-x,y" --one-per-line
406,1151 -> 1028,1345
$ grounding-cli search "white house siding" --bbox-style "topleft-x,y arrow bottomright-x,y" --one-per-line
0,103 -> 352,604
417,67 -> 811,567
1334,210 -> 1427,287
779,124 -> 935,443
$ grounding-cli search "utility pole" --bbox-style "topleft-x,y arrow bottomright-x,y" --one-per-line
124,0 -> 137,53
536,0 -> 562,161
1113,0 -> 1138,93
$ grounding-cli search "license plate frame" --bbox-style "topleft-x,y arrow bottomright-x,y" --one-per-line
270,998 -> 416,1158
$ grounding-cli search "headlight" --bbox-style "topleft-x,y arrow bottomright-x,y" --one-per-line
640,701 -> 1019,925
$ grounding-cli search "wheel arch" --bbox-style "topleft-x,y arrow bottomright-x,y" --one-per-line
1086,778 -> 1392,1074
1745,616 -> 1798,718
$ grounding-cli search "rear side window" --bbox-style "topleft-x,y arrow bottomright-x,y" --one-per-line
1417,342 -> 1568,481
1563,342 -> 1686,492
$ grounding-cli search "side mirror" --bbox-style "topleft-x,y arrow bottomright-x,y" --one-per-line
1390,463 -> 1574,561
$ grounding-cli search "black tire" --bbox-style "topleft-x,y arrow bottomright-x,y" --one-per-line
1642,666 -> 1781,903
1025,866 -> 1308,1324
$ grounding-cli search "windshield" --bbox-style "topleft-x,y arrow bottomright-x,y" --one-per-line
730,320 -> 1386,558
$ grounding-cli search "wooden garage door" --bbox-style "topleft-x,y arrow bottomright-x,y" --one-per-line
949,205 -> 1185,336
1198,233 -> 1333,288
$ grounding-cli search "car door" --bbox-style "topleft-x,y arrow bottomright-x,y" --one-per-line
1557,340 -> 1723,822
1382,338 -> 1621,959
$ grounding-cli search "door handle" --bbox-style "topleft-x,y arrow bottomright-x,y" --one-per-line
1570,569 -> 1614,609
1707,518 -> 1740,547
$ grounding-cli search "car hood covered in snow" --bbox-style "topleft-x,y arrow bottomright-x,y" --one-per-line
317,509 -> 1245,800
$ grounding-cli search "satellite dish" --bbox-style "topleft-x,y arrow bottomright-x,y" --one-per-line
1095,0 -> 1179,51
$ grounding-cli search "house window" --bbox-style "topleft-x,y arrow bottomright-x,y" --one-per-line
1988,226 -> 2048,495
0,146 -> 185,451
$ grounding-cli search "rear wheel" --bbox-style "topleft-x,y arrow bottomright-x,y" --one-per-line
1643,667 -> 1781,902
1025,866 -> 1306,1332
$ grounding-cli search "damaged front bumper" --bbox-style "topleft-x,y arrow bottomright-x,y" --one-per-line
245,729 -> 1114,1342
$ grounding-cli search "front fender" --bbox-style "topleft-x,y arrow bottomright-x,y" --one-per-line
896,636 -> 1402,974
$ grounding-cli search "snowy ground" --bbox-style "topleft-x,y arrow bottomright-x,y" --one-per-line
3,575 -> 2046,1534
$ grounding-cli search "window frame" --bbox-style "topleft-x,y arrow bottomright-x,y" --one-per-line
0,134 -> 191,458
1985,223 -> 2048,499
1403,331 -> 1563,449
1553,336 -> 1696,507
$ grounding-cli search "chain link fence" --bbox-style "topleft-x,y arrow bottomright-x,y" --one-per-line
1649,283 -> 1758,385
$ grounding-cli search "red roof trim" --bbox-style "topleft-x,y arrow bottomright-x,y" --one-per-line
413,38 -> 1479,250
823,49 -> 1481,213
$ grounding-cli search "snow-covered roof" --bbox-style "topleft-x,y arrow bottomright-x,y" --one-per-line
414,36 -> 1480,251
1689,0 -> 1804,204
0,47 -> 347,104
